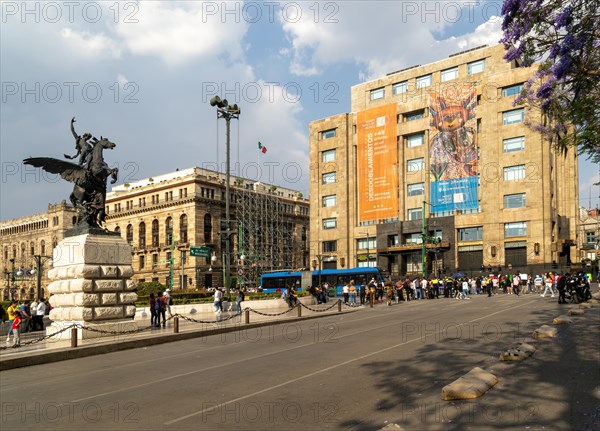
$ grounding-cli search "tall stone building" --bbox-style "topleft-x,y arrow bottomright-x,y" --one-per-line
309,44 -> 579,277
104,167 -> 310,290
0,202 -> 77,300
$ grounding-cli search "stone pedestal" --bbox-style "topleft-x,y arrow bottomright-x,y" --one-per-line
46,234 -> 138,340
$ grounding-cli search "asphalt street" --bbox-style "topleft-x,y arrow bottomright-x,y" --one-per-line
1,293 -> 598,431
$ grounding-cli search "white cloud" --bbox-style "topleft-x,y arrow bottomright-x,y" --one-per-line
280,2 -> 504,80
60,28 -> 122,59
114,1 -> 248,65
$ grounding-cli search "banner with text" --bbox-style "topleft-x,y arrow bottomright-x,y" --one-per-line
357,103 -> 399,222
428,84 -> 478,212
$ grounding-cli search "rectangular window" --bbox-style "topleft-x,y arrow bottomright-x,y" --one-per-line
139,255 -> 145,270
406,133 -> 425,147
407,158 -> 424,172
322,217 -> 337,230
504,165 -> 526,181
370,87 -> 385,100
405,232 -> 423,244
585,231 -> 596,244
416,74 -> 432,89
393,81 -> 408,94
503,108 -> 525,125
407,182 -> 425,196
322,148 -> 336,162
468,59 -> 486,75
322,172 -> 336,184
404,110 -> 425,122
322,195 -> 336,207
503,136 -> 525,152
504,193 -> 526,208
321,129 -> 336,139
502,83 -> 524,97
388,234 -> 399,246
505,222 -> 527,237
322,240 -> 337,253
408,208 -> 423,220
458,226 -> 483,241
441,66 -> 458,82
357,237 -> 376,250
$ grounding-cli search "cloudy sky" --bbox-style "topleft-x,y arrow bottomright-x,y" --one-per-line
1,0 -> 597,221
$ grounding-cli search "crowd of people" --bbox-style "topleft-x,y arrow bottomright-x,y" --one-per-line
0,297 -> 51,347
304,271 -> 593,307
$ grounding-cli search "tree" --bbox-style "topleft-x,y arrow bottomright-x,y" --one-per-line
500,0 -> 600,163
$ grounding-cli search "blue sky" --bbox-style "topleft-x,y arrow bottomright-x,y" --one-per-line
1,0 -> 597,221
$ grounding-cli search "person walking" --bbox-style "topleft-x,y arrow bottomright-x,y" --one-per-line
214,288 -> 223,314
461,278 -> 470,299
342,282 -> 350,305
155,292 -> 166,327
163,288 -> 172,316
149,293 -> 157,326
512,273 -> 521,296
542,273 -> 555,297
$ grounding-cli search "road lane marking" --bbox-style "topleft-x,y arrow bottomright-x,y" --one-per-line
164,299 -> 536,425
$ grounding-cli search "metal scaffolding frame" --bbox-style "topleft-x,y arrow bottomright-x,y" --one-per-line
234,182 -> 291,289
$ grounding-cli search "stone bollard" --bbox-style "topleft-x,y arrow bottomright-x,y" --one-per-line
70,327 -> 78,348
297,304 -> 302,317
338,300 -> 342,312
174,316 -> 179,333
244,309 -> 250,325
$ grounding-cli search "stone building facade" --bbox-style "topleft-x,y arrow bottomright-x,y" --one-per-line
0,202 -> 78,300
104,167 -> 310,290
309,44 -> 579,278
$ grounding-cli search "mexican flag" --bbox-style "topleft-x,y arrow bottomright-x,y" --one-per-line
258,142 -> 267,154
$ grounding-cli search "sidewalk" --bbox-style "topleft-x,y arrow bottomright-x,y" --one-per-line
0,299 -> 354,370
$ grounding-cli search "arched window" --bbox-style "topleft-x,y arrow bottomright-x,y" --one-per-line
152,219 -> 159,247
4,246 -> 8,261
12,245 -> 17,259
21,242 -> 26,259
139,222 -> 146,248
126,224 -> 133,245
40,241 -> 46,256
165,217 -> 173,245
204,214 -> 212,243
180,214 -> 188,243
52,238 -> 58,249
72,216 -> 77,225
115,226 -> 121,237
30,242 -> 35,256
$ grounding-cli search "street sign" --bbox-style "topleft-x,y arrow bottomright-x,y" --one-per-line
190,246 -> 211,257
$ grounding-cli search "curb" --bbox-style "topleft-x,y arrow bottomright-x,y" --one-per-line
0,309 -> 356,371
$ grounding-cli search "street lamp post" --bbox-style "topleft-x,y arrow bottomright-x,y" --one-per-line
210,96 -> 240,297
32,255 -> 53,299
8,258 -> 16,300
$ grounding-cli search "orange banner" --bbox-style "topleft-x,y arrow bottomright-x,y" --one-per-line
357,103 -> 399,222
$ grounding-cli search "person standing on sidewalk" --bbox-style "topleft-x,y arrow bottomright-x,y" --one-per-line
236,288 -> 245,313
349,281 -> 357,306
5,300 -> 18,343
11,312 -> 22,347
149,293 -> 157,326
34,298 -> 46,331
513,273 -> 521,296
163,288 -> 172,316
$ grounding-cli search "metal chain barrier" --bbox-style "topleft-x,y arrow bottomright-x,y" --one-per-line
300,299 -> 342,313
0,324 -> 77,350
174,312 -> 242,324
0,299 -> 352,351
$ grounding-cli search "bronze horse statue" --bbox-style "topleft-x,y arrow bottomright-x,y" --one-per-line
24,136 -> 119,229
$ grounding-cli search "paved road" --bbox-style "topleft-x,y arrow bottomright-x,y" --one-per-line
1,294 -> 598,431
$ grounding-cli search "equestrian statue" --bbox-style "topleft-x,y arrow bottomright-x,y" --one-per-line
23,117 -> 119,233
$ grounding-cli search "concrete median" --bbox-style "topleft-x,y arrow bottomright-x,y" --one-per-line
553,315 -> 573,325
533,324 -> 558,339
441,367 -> 498,400
499,342 -> 536,361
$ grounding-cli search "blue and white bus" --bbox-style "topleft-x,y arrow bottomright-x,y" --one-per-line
260,267 -> 386,295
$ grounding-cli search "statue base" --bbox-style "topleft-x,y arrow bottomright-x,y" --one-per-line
46,234 -> 138,339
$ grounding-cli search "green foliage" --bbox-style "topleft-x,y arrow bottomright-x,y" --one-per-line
135,281 -> 166,296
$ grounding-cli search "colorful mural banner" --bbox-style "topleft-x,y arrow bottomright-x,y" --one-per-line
428,84 -> 478,212
357,103 -> 399,222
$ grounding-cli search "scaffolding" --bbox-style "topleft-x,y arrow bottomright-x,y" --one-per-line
234,182 -> 291,289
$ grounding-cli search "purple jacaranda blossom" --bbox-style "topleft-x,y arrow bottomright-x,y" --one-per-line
554,5 -> 572,28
